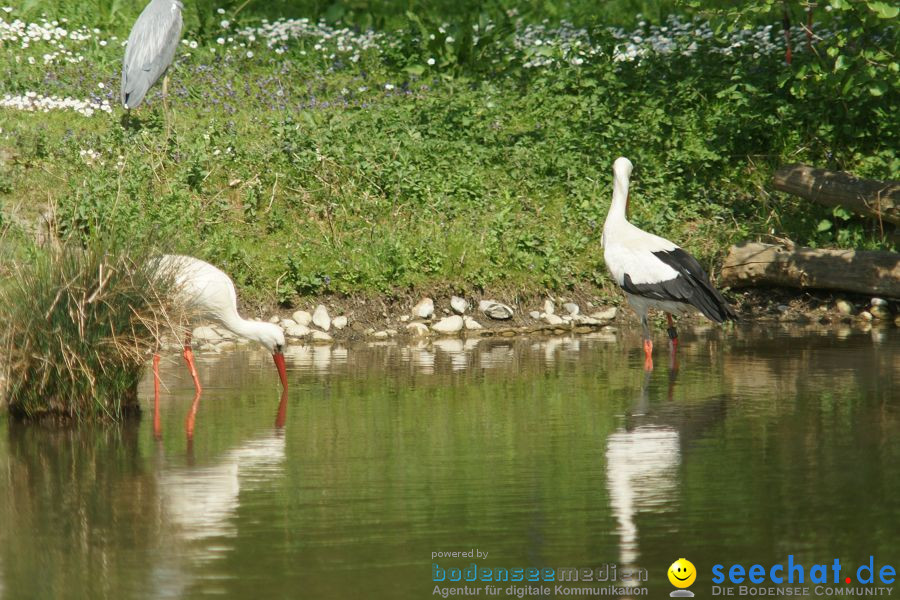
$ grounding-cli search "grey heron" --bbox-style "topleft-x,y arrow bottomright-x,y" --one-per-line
121,0 -> 184,127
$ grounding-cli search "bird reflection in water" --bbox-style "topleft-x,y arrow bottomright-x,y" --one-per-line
605,365 -> 727,574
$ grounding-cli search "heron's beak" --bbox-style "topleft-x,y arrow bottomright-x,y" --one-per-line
273,351 -> 288,390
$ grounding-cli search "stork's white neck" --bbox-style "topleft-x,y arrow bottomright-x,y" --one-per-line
215,312 -> 275,349
604,159 -> 632,233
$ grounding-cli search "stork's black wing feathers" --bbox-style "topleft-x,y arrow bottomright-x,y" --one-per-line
621,248 -> 738,323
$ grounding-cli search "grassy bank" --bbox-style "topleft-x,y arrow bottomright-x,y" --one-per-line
1,2 -> 896,311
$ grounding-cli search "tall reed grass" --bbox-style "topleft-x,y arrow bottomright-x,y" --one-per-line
0,241 -> 182,421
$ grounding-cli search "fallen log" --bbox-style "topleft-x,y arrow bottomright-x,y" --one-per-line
721,242 -> 900,297
773,164 -> 900,225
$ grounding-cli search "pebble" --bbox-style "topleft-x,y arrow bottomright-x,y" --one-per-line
285,324 -> 311,338
464,317 -> 483,330
590,307 -> 618,321
371,330 -> 390,339
563,302 -> 580,316
835,300 -> 855,315
870,305 -> 891,320
292,310 -> 312,326
871,297 -> 888,307
280,319 -> 297,329
776,304 -> 790,313
192,325 -> 221,342
479,300 -> 514,320
543,299 -> 555,315
544,314 -> 564,326
399,315 -> 410,322
432,315 -> 464,334
313,304 -> 331,331
406,323 -> 430,337
859,310 -> 874,322
413,297 -> 434,319
529,311 -> 541,319
310,330 -> 333,343
451,296 -> 469,315
333,315 -> 348,330
268,315 -> 280,323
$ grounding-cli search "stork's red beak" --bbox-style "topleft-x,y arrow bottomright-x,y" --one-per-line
273,351 -> 288,389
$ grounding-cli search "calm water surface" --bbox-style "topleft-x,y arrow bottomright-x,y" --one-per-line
1,325 -> 898,599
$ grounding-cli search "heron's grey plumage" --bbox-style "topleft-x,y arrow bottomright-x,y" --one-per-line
121,0 -> 184,109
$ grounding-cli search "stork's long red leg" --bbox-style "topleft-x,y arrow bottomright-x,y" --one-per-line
153,354 -> 162,440
643,339 -> 654,372
182,333 -> 202,395
185,389 -> 201,440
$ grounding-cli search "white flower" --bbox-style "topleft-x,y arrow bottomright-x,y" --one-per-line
217,37 -> 225,45
217,7 -> 225,14
220,20 -> 230,28
384,83 -> 394,90
427,57 -> 435,65
97,82 -> 105,89
189,40 -> 198,49
246,50 -> 253,58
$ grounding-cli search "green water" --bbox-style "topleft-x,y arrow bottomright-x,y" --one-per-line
1,325 -> 898,599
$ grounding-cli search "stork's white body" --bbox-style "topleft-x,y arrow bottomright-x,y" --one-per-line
601,157 -> 736,367
156,254 -> 285,353
151,255 -> 288,438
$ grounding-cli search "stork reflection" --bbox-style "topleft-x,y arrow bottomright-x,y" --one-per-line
605,367 -> 726,574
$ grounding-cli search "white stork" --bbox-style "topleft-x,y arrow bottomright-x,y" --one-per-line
152,255 -> 288,437
602,157 -> 737,369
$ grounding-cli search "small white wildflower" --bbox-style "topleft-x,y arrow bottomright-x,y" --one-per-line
384,83 -> 394,90
217,7 -> 225,14
446,36 -> 455,43
217,37 -> 225,45
427,57 -> 435,65
220,20 -> 230,28
189,40 -> 198,49
246,50 -> 253,58
97,82 -> 105,89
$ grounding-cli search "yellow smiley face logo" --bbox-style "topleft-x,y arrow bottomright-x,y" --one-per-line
668,558 -> 697,588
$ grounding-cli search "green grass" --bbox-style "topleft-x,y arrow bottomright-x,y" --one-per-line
0,2 -> 896,311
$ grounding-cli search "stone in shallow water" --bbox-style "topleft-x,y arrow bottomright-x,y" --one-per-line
313,305 -> 331,331
310,330 -> 332,343
406,322 -> 430,337
563,302 -> 580,316
292,310 -> 312,326
835,300 -> 855,315
590,307 -> 618,321
432,315 -> 464,334
544,314 -> 564,326
285,324 -> 310,338
332,315 -> 348,330
192,325 -> 220,342
479,300 -> 514,320
464,317 -> 483,330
